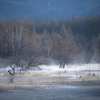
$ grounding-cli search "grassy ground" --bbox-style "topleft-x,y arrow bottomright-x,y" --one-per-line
0,64 -> 100,100
0,84 -> 100,100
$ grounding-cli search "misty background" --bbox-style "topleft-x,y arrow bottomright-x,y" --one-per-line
0,0 -> 100,69
0,0 -> 100,19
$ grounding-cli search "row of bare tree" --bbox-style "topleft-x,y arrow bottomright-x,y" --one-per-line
0,14 -> 100,68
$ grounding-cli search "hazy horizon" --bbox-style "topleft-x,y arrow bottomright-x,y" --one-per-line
0,0 -> 100,19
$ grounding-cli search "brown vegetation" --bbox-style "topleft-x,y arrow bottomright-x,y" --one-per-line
0,14 -> 100,68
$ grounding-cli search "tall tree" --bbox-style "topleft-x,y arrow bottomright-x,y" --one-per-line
52,25 -> 77,68
5,19 -> 25,59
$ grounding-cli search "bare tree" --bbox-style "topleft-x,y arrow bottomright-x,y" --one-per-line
20,29 -> 43,69
52,25 -> 77,68
38,29 -> 53,58
5,19 -> 24,59
91,35 -> 100,62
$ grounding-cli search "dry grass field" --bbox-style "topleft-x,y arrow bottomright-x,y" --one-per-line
0,64 -> 100,100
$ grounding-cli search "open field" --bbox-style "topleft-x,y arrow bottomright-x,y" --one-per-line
0,64 -> 100,100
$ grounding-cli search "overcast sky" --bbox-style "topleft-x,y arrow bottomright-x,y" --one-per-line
0,0 -> 100,19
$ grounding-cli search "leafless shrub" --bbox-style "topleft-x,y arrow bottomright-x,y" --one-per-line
8,65 -> 15,75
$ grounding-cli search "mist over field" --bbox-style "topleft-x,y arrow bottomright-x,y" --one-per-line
0,0 -> 100,100
0,14 -> 100,68
0,0 -> 100,66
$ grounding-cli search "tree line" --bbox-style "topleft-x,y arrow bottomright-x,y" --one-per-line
0,13 -> 100,68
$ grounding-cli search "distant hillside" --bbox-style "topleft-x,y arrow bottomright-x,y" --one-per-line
0,0 -> 100,19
